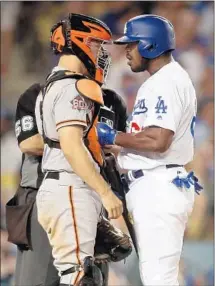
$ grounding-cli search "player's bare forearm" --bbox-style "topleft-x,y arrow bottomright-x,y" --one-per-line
115,127 -> 174,152
59,126 -> 123,219
115,131 -> 158,151
58,125 -> 111,196
19,134 -> 44,155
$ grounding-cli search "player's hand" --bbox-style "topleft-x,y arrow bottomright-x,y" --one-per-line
100,190 -> 123,219
97,122 -> 117,146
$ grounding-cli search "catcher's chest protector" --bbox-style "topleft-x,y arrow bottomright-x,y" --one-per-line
40,70 -> 104,167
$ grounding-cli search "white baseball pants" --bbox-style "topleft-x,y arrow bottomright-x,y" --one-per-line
126,166 -> 195,286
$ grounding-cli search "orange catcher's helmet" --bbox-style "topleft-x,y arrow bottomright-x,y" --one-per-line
50,13 -> 112,85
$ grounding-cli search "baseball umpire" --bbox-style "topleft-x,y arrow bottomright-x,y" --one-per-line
6,84 -> 60,286
33,13 -> 129,286
97,15 -> 203,286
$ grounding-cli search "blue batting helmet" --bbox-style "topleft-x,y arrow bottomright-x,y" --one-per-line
114,15 -> 175,59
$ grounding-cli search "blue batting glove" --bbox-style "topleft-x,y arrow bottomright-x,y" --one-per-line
97,122 -> 117,146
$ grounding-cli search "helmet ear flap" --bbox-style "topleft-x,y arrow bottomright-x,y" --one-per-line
138,39 -> 158,59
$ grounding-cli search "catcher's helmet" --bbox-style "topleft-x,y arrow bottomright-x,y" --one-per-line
51,13 -> 112,84
114,15 -> 175,59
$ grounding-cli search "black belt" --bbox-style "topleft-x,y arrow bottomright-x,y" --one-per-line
123,164 -> 183,189
166,164 -> 183,169
45,164 -> 183,183
45,172 -> 59,180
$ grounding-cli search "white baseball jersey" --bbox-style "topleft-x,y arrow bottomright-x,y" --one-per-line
35,66 -> 99,173
118,60 -> 197,170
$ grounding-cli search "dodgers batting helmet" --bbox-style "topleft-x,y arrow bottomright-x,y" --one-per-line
114,15 -> 175,59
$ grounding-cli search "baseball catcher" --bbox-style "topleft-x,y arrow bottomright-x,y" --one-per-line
6,15 -> 131,285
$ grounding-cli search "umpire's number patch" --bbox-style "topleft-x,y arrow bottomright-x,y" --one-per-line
15,116 -> 34,137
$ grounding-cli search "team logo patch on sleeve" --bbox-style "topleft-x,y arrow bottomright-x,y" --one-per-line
133,99 -> 148,115
155,96 -> 167,114
70,95 -> 92,110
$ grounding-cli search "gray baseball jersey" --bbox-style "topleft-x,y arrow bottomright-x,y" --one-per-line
35,66 -> 99,173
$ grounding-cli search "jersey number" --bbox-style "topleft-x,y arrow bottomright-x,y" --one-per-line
15,116 -> 34,137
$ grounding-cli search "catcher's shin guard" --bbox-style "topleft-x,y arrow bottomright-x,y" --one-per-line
60,256 -> 103,286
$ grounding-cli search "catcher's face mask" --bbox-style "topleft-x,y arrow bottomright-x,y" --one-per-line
85,38 -> 111,84
50,13 -> 112,85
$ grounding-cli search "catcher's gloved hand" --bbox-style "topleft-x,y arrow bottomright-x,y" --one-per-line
94,215 -> 132,264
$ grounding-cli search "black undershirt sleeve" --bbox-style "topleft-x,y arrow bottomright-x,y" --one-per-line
15,83 -> 41,144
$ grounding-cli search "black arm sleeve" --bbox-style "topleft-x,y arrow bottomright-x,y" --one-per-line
15,83 -> 41,144
102,88 -> 128,132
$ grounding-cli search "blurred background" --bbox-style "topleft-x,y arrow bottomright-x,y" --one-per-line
1,1 -> 214,285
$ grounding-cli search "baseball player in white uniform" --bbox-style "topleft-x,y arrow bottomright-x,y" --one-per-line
97,15 -> 203,286
35,14 -> 123,286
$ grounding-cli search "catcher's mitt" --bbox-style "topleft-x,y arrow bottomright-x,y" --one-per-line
94,215 -> 132,264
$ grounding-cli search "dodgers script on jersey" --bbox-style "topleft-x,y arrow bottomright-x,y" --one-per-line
118,61 -> 197,170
